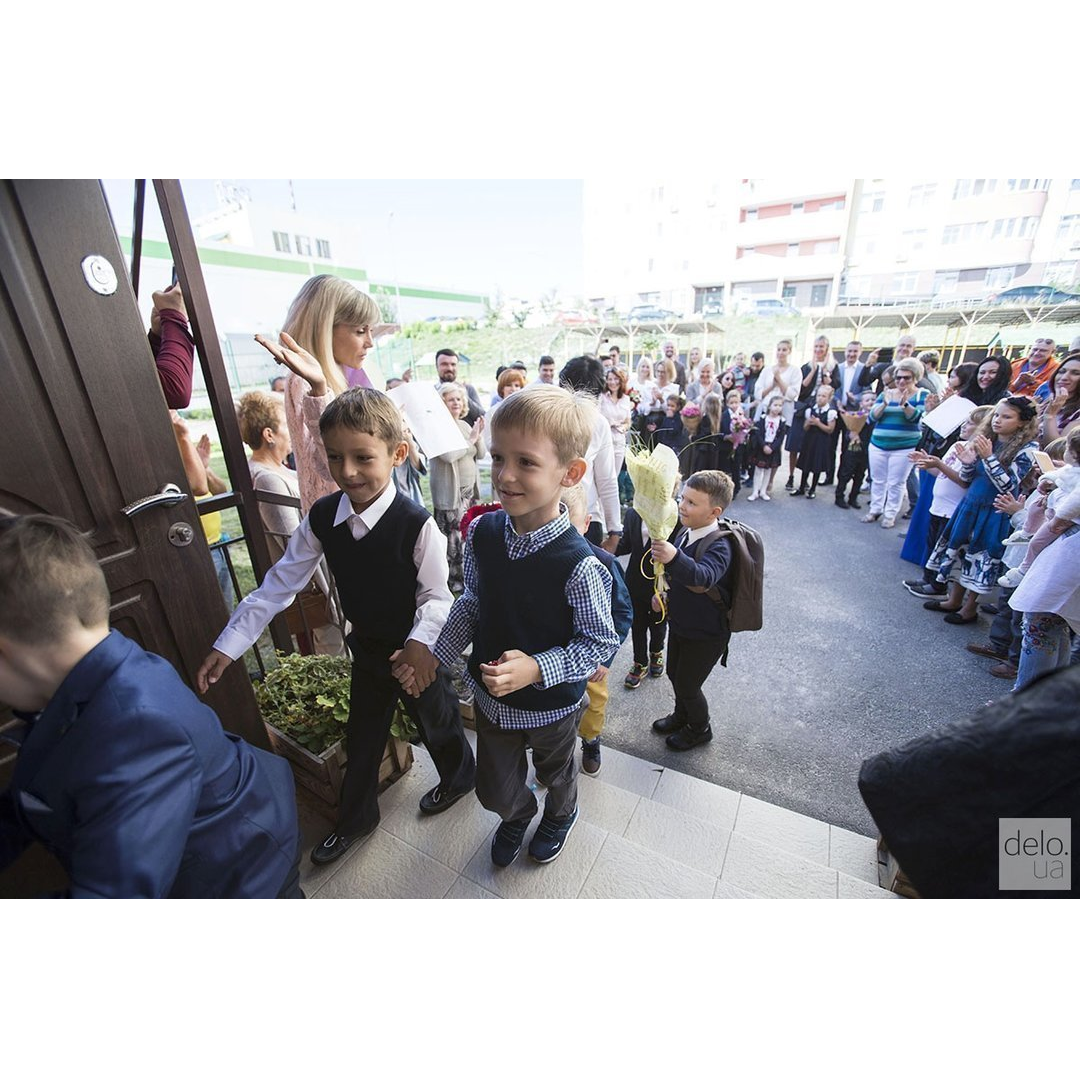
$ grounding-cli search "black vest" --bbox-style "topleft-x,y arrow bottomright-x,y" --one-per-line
309,490 -> 428,649
467,510 -> 592,712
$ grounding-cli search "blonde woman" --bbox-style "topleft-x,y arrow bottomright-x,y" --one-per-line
754,338 -> 802,491
685,358 -> 717,403
255,274 -> 382,513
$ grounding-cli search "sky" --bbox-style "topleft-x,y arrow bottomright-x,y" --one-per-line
102,179 -> 584,304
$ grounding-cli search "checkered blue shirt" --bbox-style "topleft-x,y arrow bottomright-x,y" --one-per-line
434,508 -> 618,730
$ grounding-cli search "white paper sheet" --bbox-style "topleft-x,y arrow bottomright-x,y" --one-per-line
921,393 -> 977,438
387,382 -> 468,459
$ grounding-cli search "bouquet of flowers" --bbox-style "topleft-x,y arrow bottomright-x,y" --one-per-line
625,443 -> 681,620
627,387 -> 642,409
730,411 -> 753,448
680,401 -> 702,435
840,405 -> 871,450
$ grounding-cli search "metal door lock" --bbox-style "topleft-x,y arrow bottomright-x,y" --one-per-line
81,254 -> 118,296
168,522 -> 195,547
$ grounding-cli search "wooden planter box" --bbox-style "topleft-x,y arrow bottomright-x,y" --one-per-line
266,723 -> 413,818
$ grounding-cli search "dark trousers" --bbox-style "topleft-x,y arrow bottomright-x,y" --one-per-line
667,629 -> 727,732
630,590 -> 667,664
836,449 -> 867,502
824,424 -> 843,484
918,513 -> 949,584
989,587 -> 1023,665
474,700 -> 583,823
339,646 -> 476,836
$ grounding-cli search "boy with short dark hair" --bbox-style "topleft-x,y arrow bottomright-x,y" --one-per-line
198,387 -> 476,865
0,514 -> 301,897
429,385 -> 620,866
650,470 -> 735,751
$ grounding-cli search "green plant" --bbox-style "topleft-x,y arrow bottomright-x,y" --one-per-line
254,651 -> 418,754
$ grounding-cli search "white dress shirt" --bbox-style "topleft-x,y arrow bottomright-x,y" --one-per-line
213,482 -> 452,661
678,518 -> 720,548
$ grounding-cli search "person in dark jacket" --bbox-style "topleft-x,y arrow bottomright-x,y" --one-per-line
649,470 -> 735,751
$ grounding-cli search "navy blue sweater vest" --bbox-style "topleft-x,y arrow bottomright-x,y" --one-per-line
309,490 -> 428,649
467,510 -> 592,713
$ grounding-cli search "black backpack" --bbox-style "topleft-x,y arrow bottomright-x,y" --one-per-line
686,519 -> 765,632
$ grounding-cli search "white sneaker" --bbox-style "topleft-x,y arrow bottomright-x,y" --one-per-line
747,493 -> 758,502
761,492 -> 771,501
998,567 -> 1026,588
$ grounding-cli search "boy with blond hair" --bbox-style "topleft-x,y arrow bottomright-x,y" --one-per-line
428,386 -> 620,865
560,483 -> 632,775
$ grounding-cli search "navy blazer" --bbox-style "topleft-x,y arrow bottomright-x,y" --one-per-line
0,631 -> 299,898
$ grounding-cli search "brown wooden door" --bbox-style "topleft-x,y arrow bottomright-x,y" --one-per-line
0,179 -> 268,746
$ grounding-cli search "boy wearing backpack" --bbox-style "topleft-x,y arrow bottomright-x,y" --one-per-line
650,470 -> 737,751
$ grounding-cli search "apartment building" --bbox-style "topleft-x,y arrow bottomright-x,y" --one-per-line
583,178 -> 1080,316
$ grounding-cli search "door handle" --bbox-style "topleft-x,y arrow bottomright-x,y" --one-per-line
121,483 -> 189,517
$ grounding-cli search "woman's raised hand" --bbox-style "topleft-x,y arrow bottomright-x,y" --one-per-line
255,332 -> 327,396
972,434 -> 994,459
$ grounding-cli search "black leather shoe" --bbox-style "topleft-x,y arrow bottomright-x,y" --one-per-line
666,726 -> 713,751
310,823 -> 375,866
835,498 -> 849,508
652,714 -> 686,734
419,782 -> 475,815
848,497 -> 862,509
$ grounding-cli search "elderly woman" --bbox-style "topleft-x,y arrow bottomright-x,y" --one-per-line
685,358 -> 717,403
600,365 -> 633,476
434,382 -> 485,592
862,357 -> 931,528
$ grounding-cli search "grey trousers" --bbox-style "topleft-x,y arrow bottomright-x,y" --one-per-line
475,700 -> 584,824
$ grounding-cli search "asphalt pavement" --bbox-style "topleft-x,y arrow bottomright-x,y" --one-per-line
602,476 -> 1010,836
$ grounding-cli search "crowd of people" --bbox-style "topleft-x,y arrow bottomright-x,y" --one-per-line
5,268 -> 1078,897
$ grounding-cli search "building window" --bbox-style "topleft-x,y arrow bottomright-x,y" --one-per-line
955,179 -> 996,198
295,235 -> 312,256
810,284 -> 829,307
845,275 -> 872,298
901,229 -> 927,251
1071,180 -> 1080,190
817,199 -> 845,212
942,221 -> 988,245
861,192 -> 885,214
985,266 -> 1016,290
990,216 -> 1037,240
746,208 -> 758,221
892,272 -> 920,295
787,243 -> 799,256
316,238 -> 332,258
792,202 -> 804,215
908,183 -> 937,208
813,239 -> 840,255
1006,178 -> 1050,192
933,271 -> 960,295
272,230 -> 291,253
1057,215 -> 1080,249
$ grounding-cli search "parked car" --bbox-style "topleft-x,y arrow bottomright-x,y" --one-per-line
553,309 -> 599,326
986,285 -> 1080,306
700,301 -> 725,317
740,298 -> 801,318
627,304 -> 681,322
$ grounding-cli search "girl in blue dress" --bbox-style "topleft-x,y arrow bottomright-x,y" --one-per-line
924,396 -> 1040,624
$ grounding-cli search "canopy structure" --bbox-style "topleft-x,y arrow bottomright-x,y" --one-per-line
561,318 -> 724,359
810,300 -> 1080,366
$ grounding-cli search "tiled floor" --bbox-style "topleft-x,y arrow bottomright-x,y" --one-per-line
300,732 -> 900,900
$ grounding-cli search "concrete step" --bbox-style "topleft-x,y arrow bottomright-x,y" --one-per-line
300,734 -> 899,900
